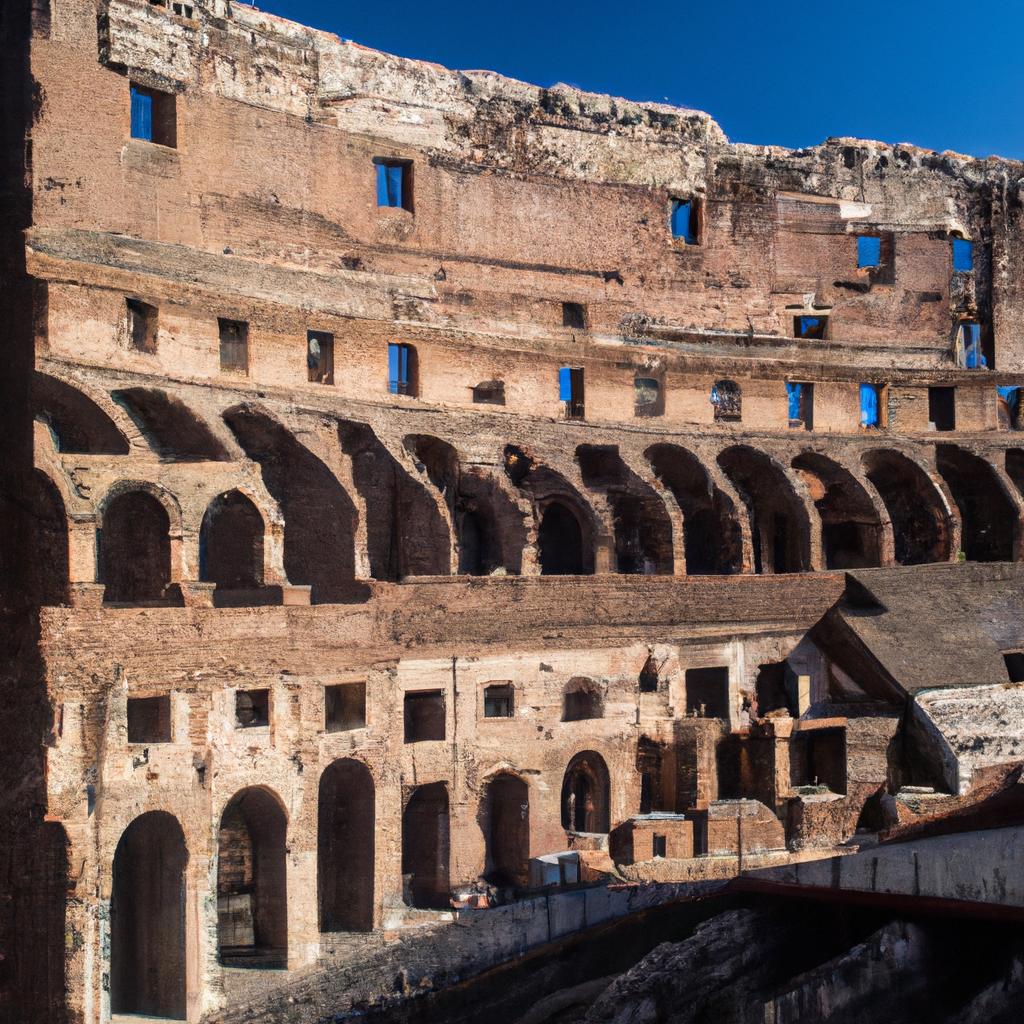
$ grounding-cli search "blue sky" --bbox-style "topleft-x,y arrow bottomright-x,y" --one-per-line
250,0 -> 1023,160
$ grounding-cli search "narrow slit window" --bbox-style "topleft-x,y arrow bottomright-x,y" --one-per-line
786,381 -> 813,430
375,159 -> 412,211
483,683 -> 514,719
634,376 -> 663,418
652,834 -> 667,858
218,318 -> 248,374
953,238 -> 974,272
860,383 -> 882,429
794,315 -> 828,340
857,235 -> 882,269
388,342 -> 417,396
130,84 -> 176,147
307,330 -> 334,384
670,198 -> 699,244
559,366 -> 585,420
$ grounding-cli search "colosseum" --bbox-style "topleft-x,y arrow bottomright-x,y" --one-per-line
3,0 -> 1024,1022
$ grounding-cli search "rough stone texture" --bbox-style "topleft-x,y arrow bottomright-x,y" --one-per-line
4,0 -> 1024,1021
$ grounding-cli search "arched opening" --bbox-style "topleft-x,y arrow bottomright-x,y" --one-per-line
479,773 -> 529,887
647,444 -> 742,574
200,491 -> 264,591
111,811 -> 188,1019
113,387 -> 230,462
792,453 -> 882,569
577,445 -> 674,574
718,446 -> 809,574
538,501 -> 586,575
33,372 -> 129,454
862,450 -> 950,565
217,788 -> 288,968
562,677 -> 604,721
318,759 -> 375,933
561,752 -> 610,834
26,470 -> 68,605
339,422 -> 450,580
100,490 -> 171,603
401,783 -> 450,909
936,446 -> 1015,562
225,406 -> 359,601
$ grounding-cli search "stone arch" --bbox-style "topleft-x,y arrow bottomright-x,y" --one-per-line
26,468 -> 69,605
217,787 -> 288,967
936,445 -> 1016,562
113,387 -> 231,462
318,759 -> 375,933
225,405 -> 358,601
478,772 -> 530,887
862,449 -> 953,565
339,422 -> 450,579
562,677 -> 604,722
561,751 -> 611,834
110,811 -> 188,1019
718,445 -> 810,573
401,782 -> 450,909
576,445 -> 674,574
99,487 -> 174,603
646,443 -> 743,574
199,490 -> 264,591
406,434 -> 527,575
32,371 -> 130,454
792,452 -> 883,569
504,446 -> 600,574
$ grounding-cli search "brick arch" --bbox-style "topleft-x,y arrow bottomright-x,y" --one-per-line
199,489 -> 265,590
936,445 -> 1018,562
32,370 -> 131,455
561,751 -> 610,834
477,771 -> 530,887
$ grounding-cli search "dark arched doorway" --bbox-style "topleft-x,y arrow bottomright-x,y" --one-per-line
538,501 -> 585,575
318,759 -> 375,932
110,811 -> 188,1019
26,470 -> 69,605
401,783 -> 450,909
217,788 -> 288,967
936,445 -> 1015,562
862,450 -> 951,565
561,752 -> 611,834
480,773 -> 529,887
200,490 -> 264,590
100,490 -> 171,602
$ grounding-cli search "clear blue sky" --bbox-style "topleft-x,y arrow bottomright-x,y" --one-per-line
251,0 -> 1023,161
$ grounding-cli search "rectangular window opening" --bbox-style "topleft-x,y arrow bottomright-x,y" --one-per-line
634,376 -> 664,418
562,302 -> 588,330
670,198 -> 700,245
685,666 -> 730,719
483,683 -> 514,719
1003,652 -> 1024,683
794,315 -> 828,340
218,318 -> 249,374
786,381 -> 813,430
404,689 -> 446,742
928,387 -> 956,432
130,83 -> 176,147
375,158 -> 413,212
126,298 -> 158,354
127,695 -> 172,744
307,330 -> 334,384
472,380 -> 505,405
860,383 -> 883,429
652,834 -> 667,858
325,682 -> 366,732
957,320 -> 987,370
170,1 -> 195,16
559,366 -> 585,420
388,342 -> 417,396
857,235 -> 882,269
998,386 -> 1021,430
235,688 -> 270,729
953,237 -> 974,273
